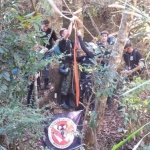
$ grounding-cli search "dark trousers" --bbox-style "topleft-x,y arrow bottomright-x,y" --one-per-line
60,65 -> 73,104
42,52 -> 52,79
76,78 -> 95,110
27,77 -> 40,108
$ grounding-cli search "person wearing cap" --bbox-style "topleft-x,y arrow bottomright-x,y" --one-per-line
122,40 -> 144,79
97,30 -> 114,108
97,30 -> 113,67
97,30 -> 109,47
58,17 -> 77,109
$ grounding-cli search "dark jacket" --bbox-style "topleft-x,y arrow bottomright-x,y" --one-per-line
41,28 -> 57,49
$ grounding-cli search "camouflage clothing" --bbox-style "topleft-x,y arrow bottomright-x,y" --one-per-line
60,65 -> 72,95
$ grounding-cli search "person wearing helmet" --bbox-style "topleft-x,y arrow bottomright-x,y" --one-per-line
58,17 -> 78,109
75,30 -> 99,111
107,36 -> 116,45
122,39 -> 144,78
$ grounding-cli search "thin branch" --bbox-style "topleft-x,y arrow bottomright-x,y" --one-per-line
30,0 -> 37,14
86,10 -> 101,36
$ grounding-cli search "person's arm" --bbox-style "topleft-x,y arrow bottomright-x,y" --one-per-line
63,16 -> 79,40
77,30 -> 94,58
131,52 -> 144,73
132,61 -> 144,72
78,36 -> 94,58
127,51 -> 144,74
63,21 -> 73,40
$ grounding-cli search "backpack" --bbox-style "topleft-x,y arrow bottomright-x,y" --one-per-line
50,39 -> 72,56
53,44 -> 62,55
48,39 -> 62,56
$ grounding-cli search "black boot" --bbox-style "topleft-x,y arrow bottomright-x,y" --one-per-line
67,94 -> 75,108
60,95 -> 69,109
44,78 -> 49,89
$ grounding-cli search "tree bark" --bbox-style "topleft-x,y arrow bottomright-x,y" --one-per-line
113,0 -> 137,70
34,73 -> 39,108
95,0 -> 137,143
86,10 -> 101,36
0,0 -> 4,35
30,0 -> 37,14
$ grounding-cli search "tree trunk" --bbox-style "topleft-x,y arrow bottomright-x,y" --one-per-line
34,73 -> 39,108
0,0 -> 4,35
113,0 -> 137,70
95,0 -> 137,145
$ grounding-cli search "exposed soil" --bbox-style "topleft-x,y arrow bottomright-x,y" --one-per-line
36,66 -> 126,150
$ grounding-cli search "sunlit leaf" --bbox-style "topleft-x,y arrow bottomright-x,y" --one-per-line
24,12 -> 35,18
3,71 -> 10,81
0,47 -> 5,53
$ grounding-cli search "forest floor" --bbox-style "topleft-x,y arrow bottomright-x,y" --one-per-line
38,85 -> 134,150
12,65 -> 149,150
37,68 -> 132,150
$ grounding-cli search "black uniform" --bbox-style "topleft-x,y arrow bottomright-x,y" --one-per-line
123,49 -> 142,73
41,28 -> 57,50
76,36 -> 95,110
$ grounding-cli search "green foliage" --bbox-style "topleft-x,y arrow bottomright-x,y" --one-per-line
119,77 -> 150,126
89,111 -> 97,128
0,0 -> 54,148
112,122 -> 150,150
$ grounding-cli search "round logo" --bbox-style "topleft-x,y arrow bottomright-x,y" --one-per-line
48,117 -> 77,149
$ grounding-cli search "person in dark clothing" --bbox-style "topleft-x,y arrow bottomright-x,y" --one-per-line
27,74 -> 41,108
40,19 -> 58,50
122,40 -> 144,79
26,19 -> 58,107
75,30 -> 97,110
40,19 -> 58,89
59,18 -> 77,109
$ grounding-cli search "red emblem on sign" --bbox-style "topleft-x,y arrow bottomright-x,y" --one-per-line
48,118 -> 77,149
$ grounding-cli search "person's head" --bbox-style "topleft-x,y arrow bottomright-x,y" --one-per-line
59,28 -> 68,37
124,40 -> 133,53
107,36 -> 116,45
100,30 -> 109,44
85,42 -> 100,54
41,19 -> 50,32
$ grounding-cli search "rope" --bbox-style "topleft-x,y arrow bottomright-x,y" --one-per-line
78,20 -> 96,40
73,21 -> 80,107
59,0 -> 96,40
63,0 -> 95,39
62,0 -> 73,15
47,0 -> 72,20
47,0 -> 96,106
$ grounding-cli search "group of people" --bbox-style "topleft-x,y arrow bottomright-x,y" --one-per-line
27,17 -> 145,110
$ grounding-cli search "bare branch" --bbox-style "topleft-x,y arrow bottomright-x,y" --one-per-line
30,0 -> 37,14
